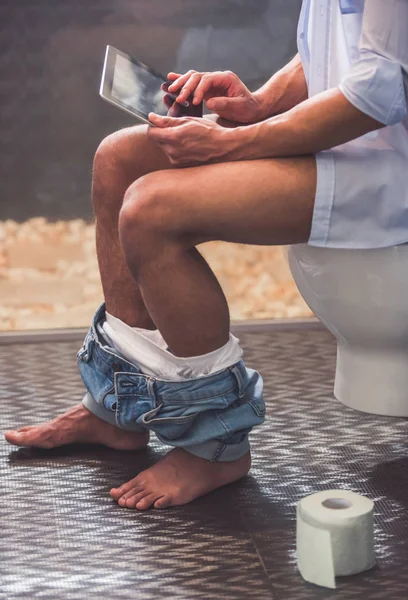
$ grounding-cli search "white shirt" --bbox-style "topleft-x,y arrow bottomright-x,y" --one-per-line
298,0 -> 408,248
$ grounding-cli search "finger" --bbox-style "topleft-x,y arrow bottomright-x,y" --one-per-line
163,82 -> 189,98
167,101 -> 183,118
167,70 -> 197,93
163,93 -> 174,110
162,83 -> 190,107
206,97 -> 233,112
167,72 -> 182,81
176,72 -> 203,104
193,74 -> 214,105
148,113 -> 182,128
205,97 -> 245,123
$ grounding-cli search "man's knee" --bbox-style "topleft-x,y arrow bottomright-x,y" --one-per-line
120,173 -> 167,226
94,125 -> 148,175
119,172 -> 174,253
92,125 -> 149,214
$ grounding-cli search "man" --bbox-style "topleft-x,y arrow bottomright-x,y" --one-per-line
6,0 -> 408,510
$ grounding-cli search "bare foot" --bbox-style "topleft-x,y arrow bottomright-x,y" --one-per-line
5,403 -> 149,451
110,448 -> 251,510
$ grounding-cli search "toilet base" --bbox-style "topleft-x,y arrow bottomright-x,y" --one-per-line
334,344 -> 408,417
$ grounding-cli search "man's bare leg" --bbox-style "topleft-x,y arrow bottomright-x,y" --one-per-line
109,155 -> 316,510
118,157 -> 316,357
5,125 -> 172,451
5,124 -> 316,512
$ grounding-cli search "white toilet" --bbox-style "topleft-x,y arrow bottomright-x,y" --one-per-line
287,243 -> 408,417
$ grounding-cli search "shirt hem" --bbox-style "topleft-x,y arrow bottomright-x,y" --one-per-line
308,151 -> 336,246
307,236 -> 408,250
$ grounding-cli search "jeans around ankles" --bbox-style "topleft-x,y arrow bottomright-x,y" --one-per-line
78,304 -> 266,462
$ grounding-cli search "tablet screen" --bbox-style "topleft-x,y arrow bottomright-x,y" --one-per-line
100,46 -> 203,123
111,54 -> 166,117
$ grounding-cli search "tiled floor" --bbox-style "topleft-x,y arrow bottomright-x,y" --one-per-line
2,327 -> 408,599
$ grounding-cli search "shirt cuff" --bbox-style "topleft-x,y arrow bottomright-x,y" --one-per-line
339,53 -> 407,126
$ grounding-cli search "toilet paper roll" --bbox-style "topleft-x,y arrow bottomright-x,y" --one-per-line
296,489 -> 375,589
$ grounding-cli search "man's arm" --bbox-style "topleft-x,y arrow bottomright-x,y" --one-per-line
166,53 -> 309,124
148,1 -> 407,167
253,54 -> 309,119
148,85 -> 382,167
227,0 -> 407,160
229,87 -> 383,160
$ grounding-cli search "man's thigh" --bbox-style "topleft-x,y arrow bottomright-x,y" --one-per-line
108,115 -> 238,178
144,156 -> 317,247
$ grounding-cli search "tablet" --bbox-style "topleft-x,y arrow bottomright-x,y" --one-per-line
100,46 -> 203,124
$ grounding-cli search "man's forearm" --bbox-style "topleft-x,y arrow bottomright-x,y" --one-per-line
228,88 -> 384,161
253,54 -> 309,119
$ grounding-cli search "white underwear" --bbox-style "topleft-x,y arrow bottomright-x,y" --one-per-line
99,311 -> 243,381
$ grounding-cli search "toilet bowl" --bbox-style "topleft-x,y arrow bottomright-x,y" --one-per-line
287,243 -> 408,417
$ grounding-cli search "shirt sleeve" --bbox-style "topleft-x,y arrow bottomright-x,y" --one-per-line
339,0 -> 408,126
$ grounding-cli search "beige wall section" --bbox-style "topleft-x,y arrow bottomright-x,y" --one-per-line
0,219 -> 312,331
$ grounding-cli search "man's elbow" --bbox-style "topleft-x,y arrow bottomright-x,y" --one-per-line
339,55 -> 407,127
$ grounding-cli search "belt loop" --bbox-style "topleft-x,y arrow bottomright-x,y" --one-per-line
91,302 -> 106,338
80,330 -> 94,363
147,377 -> 157,401
230,363 -> 245,399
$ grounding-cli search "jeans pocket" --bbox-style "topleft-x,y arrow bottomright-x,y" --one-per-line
247,397 -> 266,419
140,404 -> 197,441
217,384 -> 266,437
115,395 -> 156,429
226,392 -> 266,419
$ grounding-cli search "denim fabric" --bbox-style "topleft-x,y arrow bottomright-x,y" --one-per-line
78,304 -> 265,462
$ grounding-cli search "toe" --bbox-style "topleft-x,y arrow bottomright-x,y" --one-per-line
5,431 -> 27,446
154,496 -> 172,510
124,491 -> 147,509
110,487 -> 126,500
15,426 -> 36,433
117,490 -> 151,509
110,477 -> 142,500
136,493 -> 162,511
117,486 -> 144,502
6,428 -> 53,449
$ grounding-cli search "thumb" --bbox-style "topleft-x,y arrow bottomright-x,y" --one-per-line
148,113 -> 181,128
206,97 -> 240,112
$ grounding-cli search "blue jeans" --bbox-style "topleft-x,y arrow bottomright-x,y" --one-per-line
78,304 -> 265,462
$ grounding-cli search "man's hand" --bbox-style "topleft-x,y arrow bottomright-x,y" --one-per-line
148,113 -> 236,167
166,70 -> 265,124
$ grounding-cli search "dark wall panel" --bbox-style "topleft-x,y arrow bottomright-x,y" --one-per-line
0,0 -> 301,221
